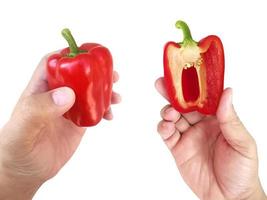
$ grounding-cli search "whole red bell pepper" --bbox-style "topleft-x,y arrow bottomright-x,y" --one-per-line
164,20 -> 224,115
47,29 -> 113,126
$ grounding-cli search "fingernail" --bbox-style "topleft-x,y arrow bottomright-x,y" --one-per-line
52,87 -> 74,106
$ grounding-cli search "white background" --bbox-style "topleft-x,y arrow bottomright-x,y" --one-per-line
1,0 -> 267,199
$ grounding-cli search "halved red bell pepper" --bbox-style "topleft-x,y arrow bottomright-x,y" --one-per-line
47,29 -> 113,127
164,20 -> 224,115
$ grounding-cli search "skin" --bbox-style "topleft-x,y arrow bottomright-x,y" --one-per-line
155,77 -> 267,200
0,54 -> 121,200
0,56 -> 266,200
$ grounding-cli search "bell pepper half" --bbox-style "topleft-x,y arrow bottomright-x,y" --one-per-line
47,29 -> 113,127
164,20 -> 224,115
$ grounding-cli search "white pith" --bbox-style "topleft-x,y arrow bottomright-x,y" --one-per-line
167,45 -> 207,109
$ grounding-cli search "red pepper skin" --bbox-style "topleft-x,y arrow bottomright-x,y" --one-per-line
164,21 -> 224,115
47,29 -> 113,127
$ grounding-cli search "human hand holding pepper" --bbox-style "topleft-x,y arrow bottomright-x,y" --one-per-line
0,55 -> 121,200
155,77 -> 267,200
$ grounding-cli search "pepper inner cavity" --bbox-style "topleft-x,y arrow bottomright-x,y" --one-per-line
182,63 -> 200,102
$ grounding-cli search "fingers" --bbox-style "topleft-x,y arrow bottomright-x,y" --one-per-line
113,71 -> 119,83
155,77 -> 204,125
157,121 -> 176,140
158,102 -> 204,151
111,71 -> 121,104
157,120 -> 181,150
23,52 -> 60,97
158,105 -> 184,150
23,56 -> 48,96
111,91 -> 121,104
155,77 -> 169,101
160,105 -> 199,133
160,105 -> 181,122
103,91 -> 121,119
181,111 -> 204,125
105,71 -> 121,120
175,117 -> 190,133
216,88 -> 256,157
103,108 -> 113,120
158,106 -> 179,140
12,87 -> 75,132
165,130 -> 181,150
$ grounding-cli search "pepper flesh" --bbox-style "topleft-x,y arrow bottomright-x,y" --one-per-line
164,21 -> 224,115
47,29 -> 113,126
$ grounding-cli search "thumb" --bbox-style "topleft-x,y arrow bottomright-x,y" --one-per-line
216,88 -> 256,157
13,87 -> 75,127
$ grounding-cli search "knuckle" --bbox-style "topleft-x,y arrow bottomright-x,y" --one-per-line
157,121 -> 165,134
157,122 -> 162,133
160,105 -> 171,118
221,114 -> 242,128
230,117 -> 242,127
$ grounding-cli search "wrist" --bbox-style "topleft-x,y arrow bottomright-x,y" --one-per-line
0,178 -> 40,200
0,148 -> 42,200
245,181 -> 267,200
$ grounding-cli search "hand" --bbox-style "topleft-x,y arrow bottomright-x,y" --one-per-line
155,77 -> 266,200
0,54 -> 121,200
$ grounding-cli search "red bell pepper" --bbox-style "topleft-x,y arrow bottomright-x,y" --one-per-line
164,20 -> 224,115
47,29 -> 113,127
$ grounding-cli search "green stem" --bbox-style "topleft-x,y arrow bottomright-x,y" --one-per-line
61,28 -> 80,57
175,20 -> 196,46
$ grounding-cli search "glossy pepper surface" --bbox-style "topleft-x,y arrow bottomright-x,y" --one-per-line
47,29 -> 113,126
164,20 -> 224,115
